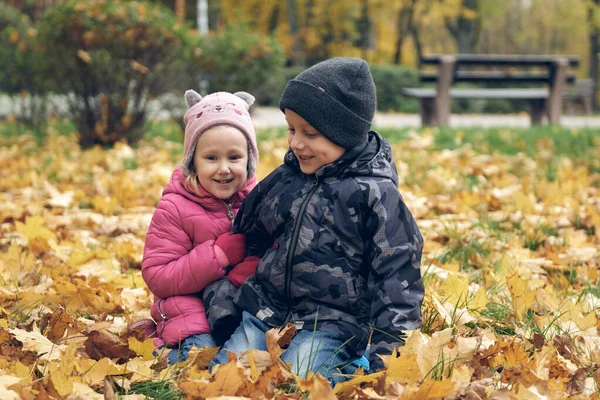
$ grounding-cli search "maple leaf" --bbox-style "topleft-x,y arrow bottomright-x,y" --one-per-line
43,181 -> 74,208
9,327 -> 67,361
250,364 -> 289,398
45,310 -> 74,343
386,352 -> 421,387
0,372 -> 21,400
127,337 -> 155,361
506,271 -> 536,320
48,345 -> 83,397
297,373 -> 337,400
178,353 -> 248,398
265,324 -> 296,377
411,379 -> 458,400
333,369 -> 384,398
15,215 -> 56,247
84,329 -> 136,363
443,273 -> 469,308
239,349 -> 273,380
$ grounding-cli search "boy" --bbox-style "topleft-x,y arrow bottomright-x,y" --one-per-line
210,57 -> 424,384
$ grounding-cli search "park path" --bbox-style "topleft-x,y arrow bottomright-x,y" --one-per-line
2,95 -> 600,129
251,106 -> 600,129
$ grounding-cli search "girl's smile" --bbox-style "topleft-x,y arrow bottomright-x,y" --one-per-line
193,125 -> 249,200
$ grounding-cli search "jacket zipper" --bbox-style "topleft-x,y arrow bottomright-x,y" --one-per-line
283,179 -> 320,325
226,202 -> 234,221
157,298 -> 167,332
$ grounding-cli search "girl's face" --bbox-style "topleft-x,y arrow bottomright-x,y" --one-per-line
193,125 -> 248,200
285,109 -> 345,175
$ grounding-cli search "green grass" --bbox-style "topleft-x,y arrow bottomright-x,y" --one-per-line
2,119 -> 600,160
431,126 -> 600,162
115,380 -> 184,400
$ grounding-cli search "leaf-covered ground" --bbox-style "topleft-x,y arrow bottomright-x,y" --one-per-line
0,124 -> 599,399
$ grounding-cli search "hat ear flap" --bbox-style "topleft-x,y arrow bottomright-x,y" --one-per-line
185,90 -> 202,109
233,91 -> 255,109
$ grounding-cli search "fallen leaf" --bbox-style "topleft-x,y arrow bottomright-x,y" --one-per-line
9,327 -> 67,360
84,330 -> 136,363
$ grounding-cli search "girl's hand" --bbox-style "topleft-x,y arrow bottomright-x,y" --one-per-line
214,233 -> 246,268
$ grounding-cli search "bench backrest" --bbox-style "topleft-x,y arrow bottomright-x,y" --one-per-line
420,54 -> 579,85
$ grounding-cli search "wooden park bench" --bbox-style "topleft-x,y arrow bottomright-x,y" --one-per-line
403,54 -> 580,126
563,78 -> 594,115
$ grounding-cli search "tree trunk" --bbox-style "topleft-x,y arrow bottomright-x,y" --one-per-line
589,0 -> 600,110
394,0 -> 417,64
175,0 -> 185,24
286,0 -> 306,66
208,0 -> 220,30
357,0 -> 374,59
411,23 -> 423,68
445,0 -> 481,54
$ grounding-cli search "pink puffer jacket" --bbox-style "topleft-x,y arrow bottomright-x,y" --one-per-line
142,166 -> 256,347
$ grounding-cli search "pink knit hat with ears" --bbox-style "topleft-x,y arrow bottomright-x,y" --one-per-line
182,90 -> 259,179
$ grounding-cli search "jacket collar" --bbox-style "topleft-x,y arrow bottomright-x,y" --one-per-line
283,131 -> 398,184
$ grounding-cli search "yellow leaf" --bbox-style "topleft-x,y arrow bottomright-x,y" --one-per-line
48,345 -> 82,397
297,374 -> 337,400
91,195 -> 120,215
386,352 -> 421,387
413,379 -> 458,400
443,273 -> 469,308
507,272 -> 536,320
470,286 -> 488,312
128,337 -> 155,360
15,215 -> 56,243
333,369 -> 384,397
77,49 -> 92,64
79,357 -> 127,386
0,244 -> 36,282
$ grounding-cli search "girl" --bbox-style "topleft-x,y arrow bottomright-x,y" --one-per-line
140,89 -> 260,364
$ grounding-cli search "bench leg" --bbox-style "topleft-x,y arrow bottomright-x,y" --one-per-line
529,99 -> 545,125
420,98 -> 436,126
583,95 -> 593,115
547,58 -> 568,124
434,56 -> 455,126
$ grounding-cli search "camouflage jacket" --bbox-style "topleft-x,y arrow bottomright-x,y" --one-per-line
232,131 -> 424,371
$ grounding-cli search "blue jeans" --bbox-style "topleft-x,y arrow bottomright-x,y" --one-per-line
158,333 -> 217,365
209,312 -> 368,385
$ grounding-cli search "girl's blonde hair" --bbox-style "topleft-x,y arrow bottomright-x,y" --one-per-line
184,171 -> 203,196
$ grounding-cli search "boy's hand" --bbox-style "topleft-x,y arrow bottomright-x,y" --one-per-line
228,256 -> 260,287
214,233 -> 246,268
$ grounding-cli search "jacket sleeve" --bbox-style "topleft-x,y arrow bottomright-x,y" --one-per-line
142,198 -> 226,299
363,180 -> 424,372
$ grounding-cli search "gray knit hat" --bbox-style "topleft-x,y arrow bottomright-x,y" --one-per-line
279,57 -> 376,149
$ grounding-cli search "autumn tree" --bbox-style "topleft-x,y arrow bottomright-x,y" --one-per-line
587,0 -> 600,109
444,0 -> 481,54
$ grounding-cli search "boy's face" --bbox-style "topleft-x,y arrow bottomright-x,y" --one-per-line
193,125 -> 248,200
285,109 -> 345,175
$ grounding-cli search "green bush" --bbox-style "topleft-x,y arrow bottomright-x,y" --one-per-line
256,66 -> 306,107
370,64 -> 420,113
258,64 -> 421,113
0,4 -> 47,133
194,24 -> 286,107
36,0 -> 193,147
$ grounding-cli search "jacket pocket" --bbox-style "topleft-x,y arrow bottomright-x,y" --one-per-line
346,278 -> 359,307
